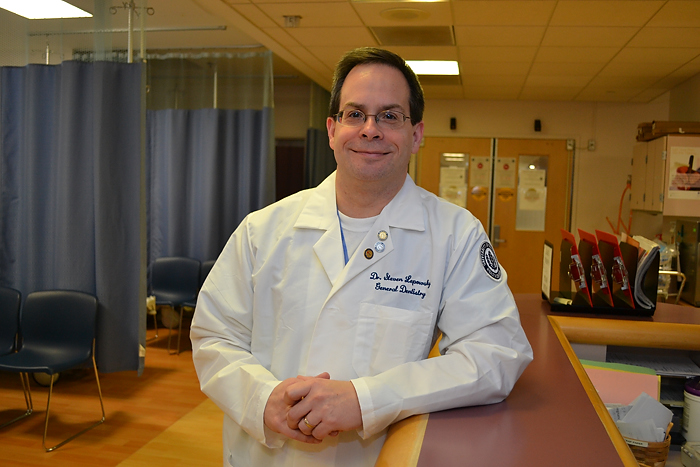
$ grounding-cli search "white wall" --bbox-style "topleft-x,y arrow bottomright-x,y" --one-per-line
274,83 -> 311,140
0,10 -> 29,66
669,73 -> 700,122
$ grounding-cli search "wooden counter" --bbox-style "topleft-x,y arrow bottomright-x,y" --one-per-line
376,294 -> 700,467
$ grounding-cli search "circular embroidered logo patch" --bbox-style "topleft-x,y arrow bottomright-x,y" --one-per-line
480,242 -> 502,281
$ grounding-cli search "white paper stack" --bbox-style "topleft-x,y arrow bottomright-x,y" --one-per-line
609,392 -> 673,443
631,236 -> 660,309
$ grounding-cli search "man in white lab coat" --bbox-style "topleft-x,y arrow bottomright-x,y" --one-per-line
190,47 -> 533,467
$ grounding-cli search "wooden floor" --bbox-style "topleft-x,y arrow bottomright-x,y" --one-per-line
0,328 -> 223,467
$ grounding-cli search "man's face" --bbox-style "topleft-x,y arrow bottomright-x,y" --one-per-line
327,63 -> 423,187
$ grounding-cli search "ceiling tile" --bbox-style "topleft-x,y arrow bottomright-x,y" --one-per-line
614,47 -> 700,64
459,61 -> 531,75
519,86 -> 581,101
285,26 -> 377,47
384,46 -> 458,61
451,1 -> 556,26
252,0 -> 346,4
549,0 -> 664,27
653,73 -> 697,90
459,46 -> 537,63
629,88 -> 669,103
646,0 -> 700,27
669,55 -> 700,78
256,2 -> 363,27
627,27 -> 700,47
16,0 -> 700,103
529,62 -> 603,77
353,2 -> 453,27
261,26 -> 302,47
286,45 -> 334,76
306,46 -> 357,69
525,74 -> 592,87
461,85 -> 521,100
454,26 -> 545,47
534,47 -> 619,63
575,86 -> 646,102
461,75 -> 526,86
371,26 -> 454,46
229,4 -> 278,28
588,74 -> 662,88
541,26 -> 638,47
421,84 -> 465,99
597,60 -> 686,78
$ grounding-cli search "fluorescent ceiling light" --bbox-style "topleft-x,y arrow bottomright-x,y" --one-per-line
406,60 -> 459,76
0,0 -> 92,19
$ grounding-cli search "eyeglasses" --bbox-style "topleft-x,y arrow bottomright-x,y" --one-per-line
334,109 -> 411,130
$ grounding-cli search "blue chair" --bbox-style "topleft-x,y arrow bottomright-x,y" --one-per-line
182,259 -> 216,309
0,290 -> 104,451
150,257 -> 200,355
0,287 -> 21,356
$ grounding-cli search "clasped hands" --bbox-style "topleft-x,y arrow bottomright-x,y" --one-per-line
263,372 -> 363,444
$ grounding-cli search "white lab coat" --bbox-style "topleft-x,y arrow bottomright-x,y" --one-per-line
190,172 -> 533,467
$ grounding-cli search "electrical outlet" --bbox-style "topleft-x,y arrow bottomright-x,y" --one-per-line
588,139 -> 596,151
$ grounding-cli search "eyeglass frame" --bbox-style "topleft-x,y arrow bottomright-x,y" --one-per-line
333,108 -> 412,129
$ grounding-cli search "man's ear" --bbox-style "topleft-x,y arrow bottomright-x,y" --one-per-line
412,121 -> 424,154
327,117 -> 336,150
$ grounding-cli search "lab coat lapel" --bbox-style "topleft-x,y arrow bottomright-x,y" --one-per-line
294,173 -> 345,287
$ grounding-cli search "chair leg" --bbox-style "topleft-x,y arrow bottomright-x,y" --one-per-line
153,311 -> 159,338
0,372 -> 34,428
176,307 -> 185,355
42,342 -> 106,452
147,311 -> 159,342
166,306 -> 178,355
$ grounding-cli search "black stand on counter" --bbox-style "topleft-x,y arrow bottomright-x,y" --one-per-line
544,232 -> 660,317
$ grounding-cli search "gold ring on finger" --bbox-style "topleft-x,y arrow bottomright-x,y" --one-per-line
303,417 -> 316,430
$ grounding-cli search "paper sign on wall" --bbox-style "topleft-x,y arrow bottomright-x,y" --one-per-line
495,157 -> 516,189
469,156 -> 491,187
439,166 -> 467,207
518,169 -> 547,211
667,146 -> 700,200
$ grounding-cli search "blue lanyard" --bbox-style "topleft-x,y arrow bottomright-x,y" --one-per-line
337,208 -> 349,265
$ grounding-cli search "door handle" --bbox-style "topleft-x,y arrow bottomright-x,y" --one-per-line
492,225 -> 506,248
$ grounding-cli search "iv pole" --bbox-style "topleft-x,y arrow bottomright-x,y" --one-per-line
110,1 -> 155,63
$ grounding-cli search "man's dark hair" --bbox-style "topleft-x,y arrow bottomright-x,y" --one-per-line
329,47 -> 425,124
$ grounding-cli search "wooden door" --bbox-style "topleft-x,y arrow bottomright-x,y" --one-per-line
417,137 -> 492,229
492,139 -> 571,293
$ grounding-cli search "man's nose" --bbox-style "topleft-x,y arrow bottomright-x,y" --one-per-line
361,116 -> 382,139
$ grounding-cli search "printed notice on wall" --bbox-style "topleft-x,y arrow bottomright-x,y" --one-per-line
469,156 -> 491,187
518,169 -> 547,211
516,167 -> 547,231
495,157 -> 516,189
439,166 -> 467,207
667,147 -> 700,200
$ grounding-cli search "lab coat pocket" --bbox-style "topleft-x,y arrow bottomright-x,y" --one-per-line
352,303 -> 433,377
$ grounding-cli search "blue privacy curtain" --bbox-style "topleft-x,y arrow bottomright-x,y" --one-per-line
146,51 -> 275,266
0,61 -> 144,373
305,82 -> 334,188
